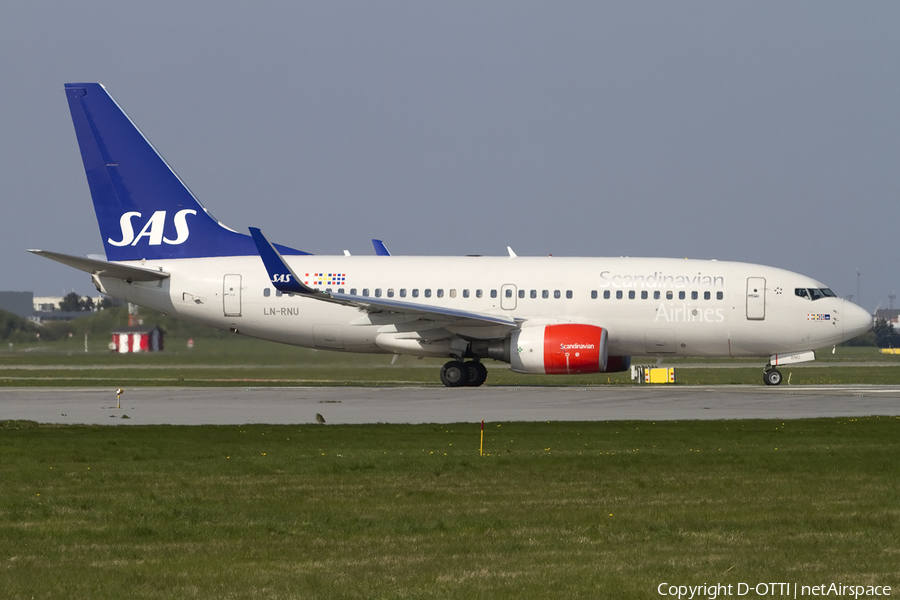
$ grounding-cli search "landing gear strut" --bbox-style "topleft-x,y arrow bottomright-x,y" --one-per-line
440,360 -> 488,387
763,366 -> 783,386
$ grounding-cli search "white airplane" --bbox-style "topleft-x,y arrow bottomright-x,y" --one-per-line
31,83 -> 873,387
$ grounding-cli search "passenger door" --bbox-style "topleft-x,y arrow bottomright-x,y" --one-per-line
223,274 -> 242,317
746,277 -> 766,320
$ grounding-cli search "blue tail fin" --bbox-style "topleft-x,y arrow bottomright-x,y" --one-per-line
64,83 -> 306,261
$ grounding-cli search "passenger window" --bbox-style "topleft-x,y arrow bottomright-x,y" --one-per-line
490,289 -> 497,298
400,289 -> 407,298
603,290 -> 610,299
616,290 -> 623,299
679,291 -> 686,300
387,288 -> 394,298
566,290 -> 573,299
542,290 -> 549,299
362,288 -> 369,297
628,290 -> 635,299
704,291 -> 711,300
641,291 -> 648,300
462,289 -> 469,298
691,291 -> 698,300
338,288 -> 344,294
276,290 -> 283,297
717,291 -> 723,300
375,289 -> 382,298
263,288 -> 271,297
437,289 -> 444,298
412,289 -> 419,298
425,289 -> 432,298
591,290 -> 598,299
350,288 -> 357,296
476,289 -> 483,298
518,289 -> 525,299
449,289 -> 456,298
531,290 -> 538,299
505,289 -> 513,298
666,291 -> 673,300
654,291 -> 661,300
554,290 -> 561,299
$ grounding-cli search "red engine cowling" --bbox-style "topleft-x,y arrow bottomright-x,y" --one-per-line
510,324 -> 610,375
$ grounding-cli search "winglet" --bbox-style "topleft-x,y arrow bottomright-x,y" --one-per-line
249,227 -> 315,295
372,239 -> 391,256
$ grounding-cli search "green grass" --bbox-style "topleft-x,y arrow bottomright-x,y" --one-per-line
0,418 -> 898,598
2,337 -> 900,387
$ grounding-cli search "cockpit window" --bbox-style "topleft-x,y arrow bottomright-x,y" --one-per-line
795,287 -> 836,301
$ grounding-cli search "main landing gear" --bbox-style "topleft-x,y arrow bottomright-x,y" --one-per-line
763,366 -> 783,386
440,360 -> 488,387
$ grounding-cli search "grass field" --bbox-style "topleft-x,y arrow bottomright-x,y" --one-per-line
1,418 -> 898,599
2,336 -> 900,387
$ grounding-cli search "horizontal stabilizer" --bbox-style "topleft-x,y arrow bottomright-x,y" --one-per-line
28,249 -> 169,282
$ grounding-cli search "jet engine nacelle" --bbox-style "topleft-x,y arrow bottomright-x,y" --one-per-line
510,324 -> 619,374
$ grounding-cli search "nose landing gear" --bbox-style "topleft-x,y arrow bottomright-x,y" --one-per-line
763,366 -> 783,386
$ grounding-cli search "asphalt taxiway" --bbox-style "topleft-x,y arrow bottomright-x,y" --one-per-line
1,385 -> 899,425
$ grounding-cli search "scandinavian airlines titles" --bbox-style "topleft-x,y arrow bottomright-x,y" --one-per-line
599,270 -> 725,289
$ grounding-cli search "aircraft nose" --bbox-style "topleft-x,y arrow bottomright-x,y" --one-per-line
842,300 -> 873,342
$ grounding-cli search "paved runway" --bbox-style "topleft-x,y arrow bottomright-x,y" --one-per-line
1,385 -> 899,425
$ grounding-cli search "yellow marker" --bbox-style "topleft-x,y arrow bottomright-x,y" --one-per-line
480,419 -> 484,456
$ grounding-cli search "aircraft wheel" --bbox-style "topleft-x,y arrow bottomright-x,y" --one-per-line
763,368 -> 783,386
464,361 -> 488,387
440,360 -> 468,387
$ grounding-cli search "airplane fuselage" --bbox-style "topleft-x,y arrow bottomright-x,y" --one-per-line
95,255 -> 863,361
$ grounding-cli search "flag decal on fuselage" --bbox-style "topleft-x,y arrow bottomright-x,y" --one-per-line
304,273 -> 346,286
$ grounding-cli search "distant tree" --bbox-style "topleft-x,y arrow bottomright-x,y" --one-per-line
98,296 -> 115,310
872,318 -> 900,348
57,292 -> 96,312
58,292 -> 83,312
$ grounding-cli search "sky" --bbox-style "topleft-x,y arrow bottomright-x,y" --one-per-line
1,2 -> 898,311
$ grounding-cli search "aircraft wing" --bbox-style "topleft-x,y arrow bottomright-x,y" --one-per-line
249,228 -> 517,329
28,249 -> 170,282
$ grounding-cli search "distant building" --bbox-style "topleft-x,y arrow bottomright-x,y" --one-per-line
31,295 -> 110,322
111,326 -> 165,353
875,309 -> 900,329
0,292 -> 34,319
